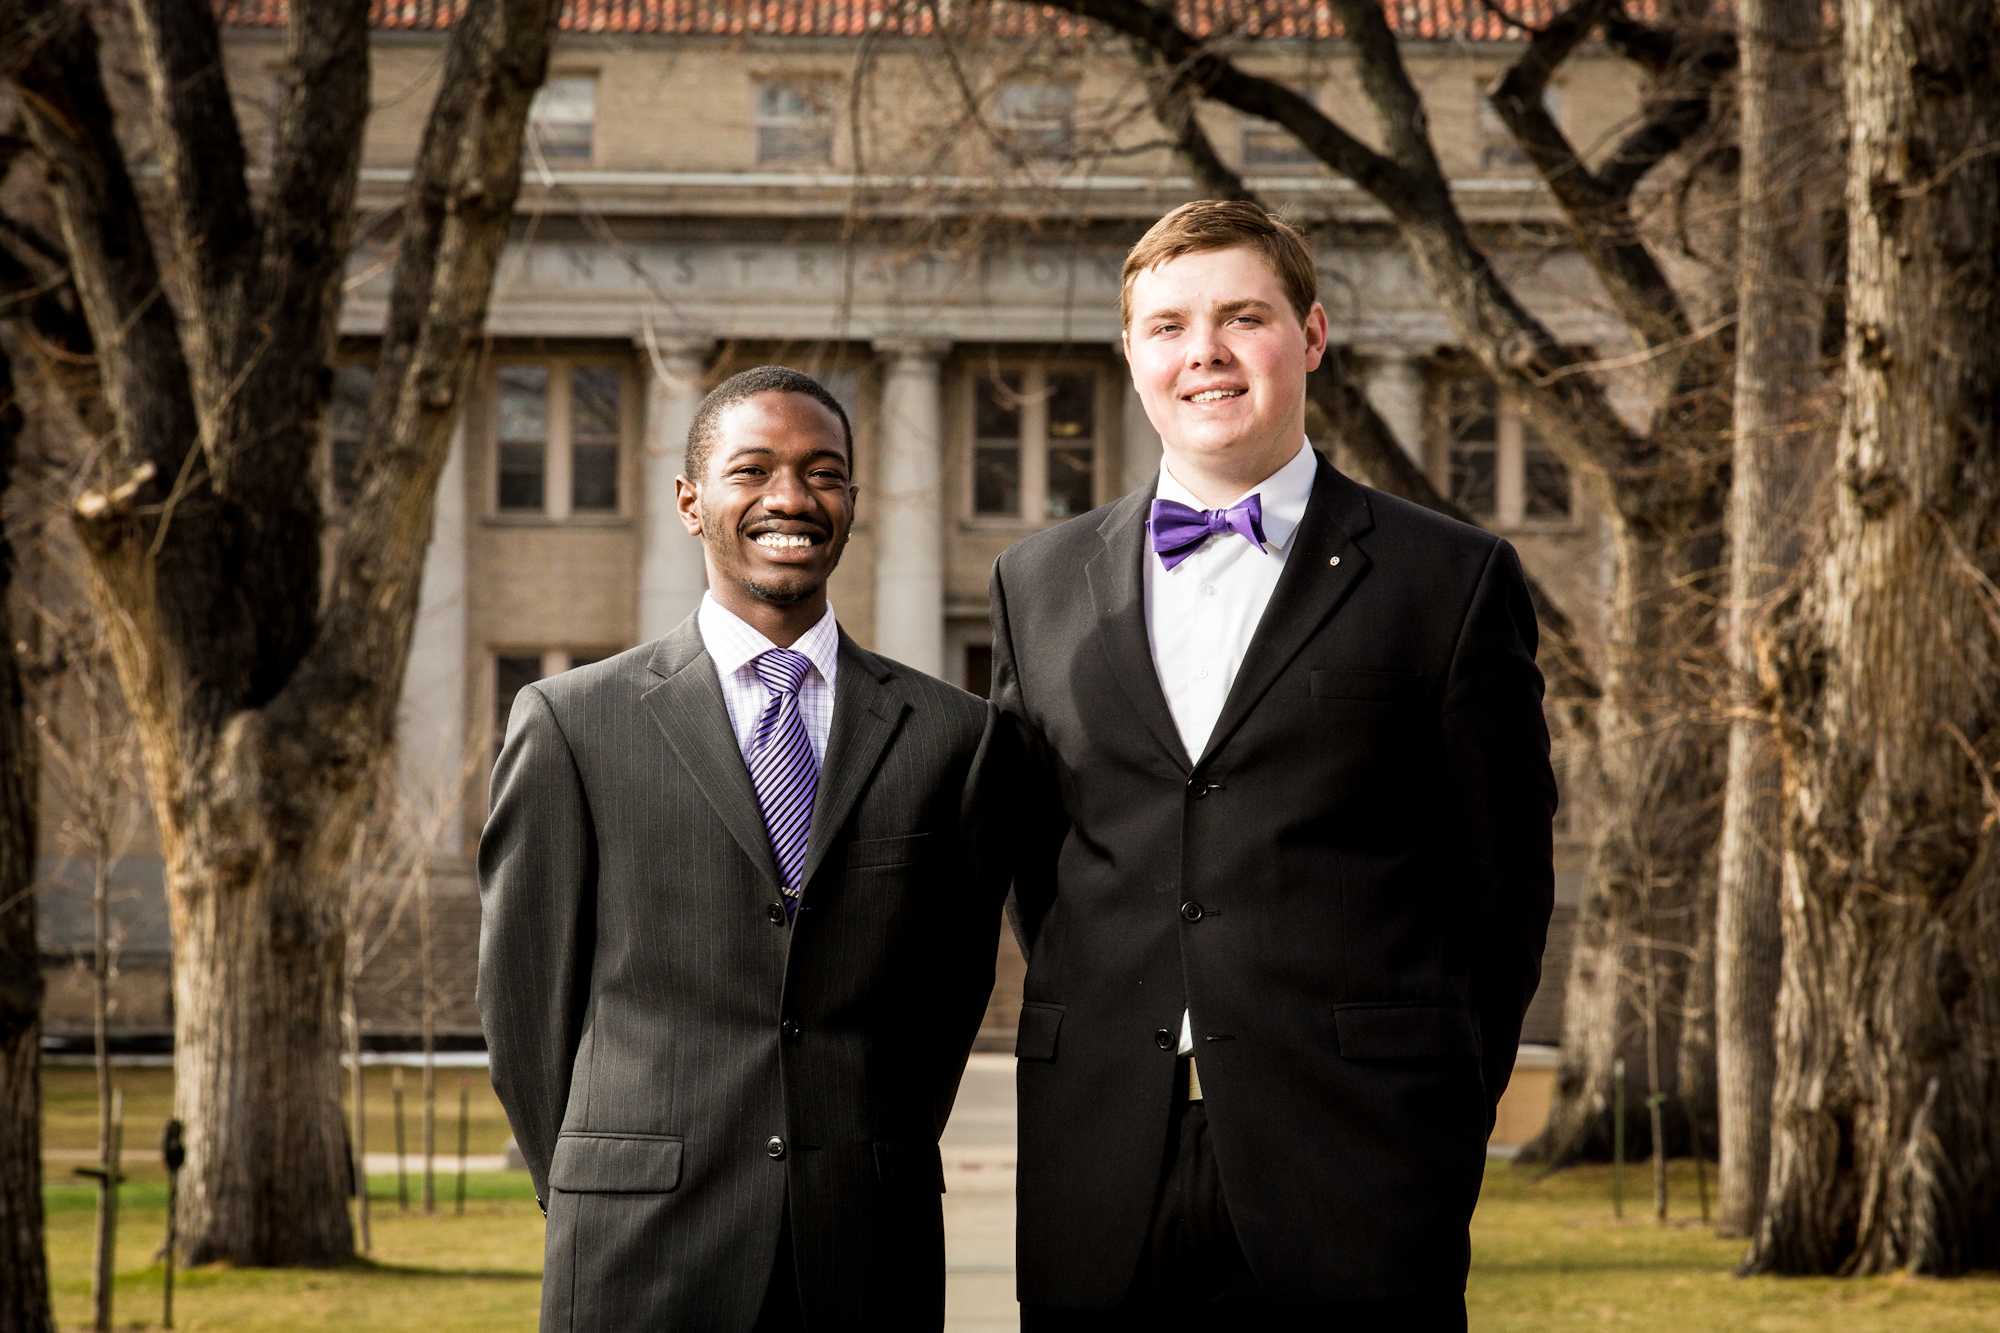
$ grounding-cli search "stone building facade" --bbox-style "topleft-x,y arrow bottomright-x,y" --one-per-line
40,3 -> 1632,1079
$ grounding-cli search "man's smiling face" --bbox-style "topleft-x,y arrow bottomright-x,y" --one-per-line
1123,243 -> 1327,497
676,390 -> 856,632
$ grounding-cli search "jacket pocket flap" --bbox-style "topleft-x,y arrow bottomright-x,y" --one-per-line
1309,669 -> 1421,702
548,1132 -> 685,1193
1015,1001 -> 1065,1061
845,831 -> 932,870
1333,1004 -> 1477,1060
873,1141 -> 947,1193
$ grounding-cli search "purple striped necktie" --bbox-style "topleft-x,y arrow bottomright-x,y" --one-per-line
748,649 -> 819,917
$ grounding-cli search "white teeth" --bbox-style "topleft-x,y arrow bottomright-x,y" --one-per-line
1189,388 -> 1245,403
755,533 -> 814,549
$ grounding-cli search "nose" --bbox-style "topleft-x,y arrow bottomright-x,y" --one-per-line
760,465 -> 811,514
1184,322 -> 1232,368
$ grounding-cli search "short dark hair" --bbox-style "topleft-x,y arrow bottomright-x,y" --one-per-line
684,365 -> 854,483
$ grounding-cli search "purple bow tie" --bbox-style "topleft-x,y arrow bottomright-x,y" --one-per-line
1149,495 -> 1267,571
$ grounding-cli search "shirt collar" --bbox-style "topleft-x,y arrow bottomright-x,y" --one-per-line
1155,438 -> 1318,555
697,593 -> 841,691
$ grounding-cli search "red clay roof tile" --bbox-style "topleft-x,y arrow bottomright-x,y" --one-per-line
217,0 -> 1656,41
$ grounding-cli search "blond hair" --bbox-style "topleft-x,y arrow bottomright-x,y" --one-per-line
1120,200 -> 1317,328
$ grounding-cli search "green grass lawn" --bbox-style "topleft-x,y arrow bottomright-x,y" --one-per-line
39,1067 -> 2000,1330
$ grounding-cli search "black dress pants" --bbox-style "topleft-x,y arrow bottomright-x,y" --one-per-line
1022,1098 -> 1468,1333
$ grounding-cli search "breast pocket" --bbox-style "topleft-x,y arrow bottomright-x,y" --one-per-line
845,831 -> 934,871
1309,668 -> 1424,702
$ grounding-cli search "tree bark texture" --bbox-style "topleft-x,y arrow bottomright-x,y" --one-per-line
5,0 -> 559,1265
1744,0 -> 2000,1276
1716,0 -> 1828,1239
0,337 -> 54,1333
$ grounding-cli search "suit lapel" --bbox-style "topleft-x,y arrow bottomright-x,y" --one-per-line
1199,453 -> 1376,766
795,632 -> 908,892
1086,485 -> 1195,772
641,617 -> 781,890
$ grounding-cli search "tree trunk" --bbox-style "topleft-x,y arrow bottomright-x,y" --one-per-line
169,819 -> 353,1265
1744,0 -> 2000,1276
0,344 -> 54,1333
1715,0 -> 1828,1239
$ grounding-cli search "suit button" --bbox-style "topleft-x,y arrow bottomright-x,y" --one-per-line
781,1019 -> 802,1042
766,1136 -> 787,1160
1186,778 -> 1210,798
1154,1028 -> 1173,1050
1180,900 -> 1204,922
766,902 -> 786,926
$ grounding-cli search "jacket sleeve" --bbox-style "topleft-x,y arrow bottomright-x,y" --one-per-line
925,700 -> 1013,1136
1441,539 -> 1558,1118
477,683 -> 595,1209
987,556 -> 1068,963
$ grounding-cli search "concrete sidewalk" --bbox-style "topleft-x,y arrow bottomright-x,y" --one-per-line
939,1054 -> 1020,1331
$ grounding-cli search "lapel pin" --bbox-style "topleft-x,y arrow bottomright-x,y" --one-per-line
1328,555 -> 1341,568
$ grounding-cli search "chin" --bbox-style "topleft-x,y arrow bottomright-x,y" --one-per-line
745,577 -> 822,607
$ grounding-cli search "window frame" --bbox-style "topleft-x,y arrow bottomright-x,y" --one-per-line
958,358 -> 1113,529
1429,365 -> 1580,533
485,355 -> 634,525
752,77 -> 836,167
525,72 -> 599,169
992,78 -> 1078,161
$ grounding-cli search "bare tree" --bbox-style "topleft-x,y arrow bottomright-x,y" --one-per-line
1714,0 -> 1832,1238
0,0 -> 560,1263
29,613 -> 144,1333
985,0 -> 1738,1162
1744,0 -> 2000,1276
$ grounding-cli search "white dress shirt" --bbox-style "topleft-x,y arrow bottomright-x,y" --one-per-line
1142,438 -> 1319,1054
696,592 -> 840,767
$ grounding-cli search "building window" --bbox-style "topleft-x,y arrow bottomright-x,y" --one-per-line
491,360 -> 626,520
326,362 -> 373,510
1434,369 -> 1573,528
492,648 -> 616,758
967,363 -> 1103,523
526,75 -> 597,167
1241,85 -> 1318,169
994,80 -> 1075,159
1478,80 -> 1561,172
755,80 -> 833,166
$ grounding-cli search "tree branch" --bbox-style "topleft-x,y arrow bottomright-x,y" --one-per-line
123,0 -> 257,387
295,0 -> 560,755
1488,0 -> 1705,356
6,0 -> 198,511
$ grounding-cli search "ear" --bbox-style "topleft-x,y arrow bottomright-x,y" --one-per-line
675,476 -> 702,536
1302,302 -> 1329,372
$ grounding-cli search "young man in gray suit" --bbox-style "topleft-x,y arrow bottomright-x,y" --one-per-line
991,202 -> 1556,1328
480,365 -> 1004,1331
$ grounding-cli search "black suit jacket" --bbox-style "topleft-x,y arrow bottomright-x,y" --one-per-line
478,618 -> 1004,1331
989,453 -> 1556,1307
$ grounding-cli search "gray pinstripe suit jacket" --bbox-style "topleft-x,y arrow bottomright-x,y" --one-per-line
478,616 -> 1004,1331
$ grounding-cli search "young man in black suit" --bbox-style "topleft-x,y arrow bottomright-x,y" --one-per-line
990,201 -> 1557,1329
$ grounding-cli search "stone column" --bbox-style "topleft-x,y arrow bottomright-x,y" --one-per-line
397,414 -> 469,854
871,339 -> 950,678
1119,370 -> 1161,495
637,336 -> 714,641
1359,345 -> 1427,463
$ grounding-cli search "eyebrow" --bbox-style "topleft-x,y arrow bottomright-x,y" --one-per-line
722,445 -> 849,466
1137,297 -> 1279,325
